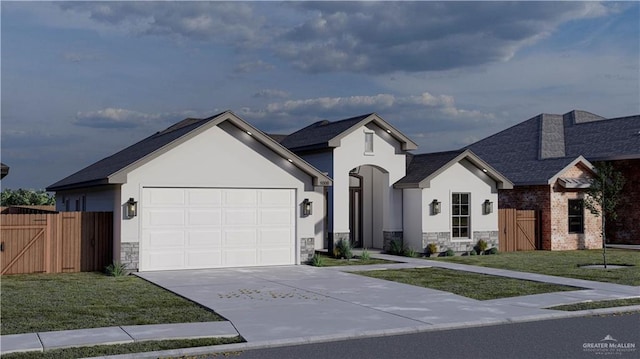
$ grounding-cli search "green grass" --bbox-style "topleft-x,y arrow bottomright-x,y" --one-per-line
309,253 -> 396,266
0,272 -> 224,335
427,249 -> 640,286
355,267 -> 581,300
547,297 -> 640,311
1,337 -> 243,359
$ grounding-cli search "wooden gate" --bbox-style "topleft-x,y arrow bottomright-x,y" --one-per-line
499,209 -> 538,252
0,212 -> 113,275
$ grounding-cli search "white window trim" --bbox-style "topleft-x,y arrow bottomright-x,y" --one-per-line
451,192 -> 471,240
364,130 -> 374,155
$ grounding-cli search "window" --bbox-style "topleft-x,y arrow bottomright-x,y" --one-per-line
452,193 -> 470,238
364,132 -> 374,153
568,199 -> 584,233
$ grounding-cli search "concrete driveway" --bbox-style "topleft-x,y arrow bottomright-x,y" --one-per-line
136,265 -> 554,342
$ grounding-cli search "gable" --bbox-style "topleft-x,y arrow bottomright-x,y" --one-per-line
126,121 -> 315,188
48,111 -> 332,191
395,149 -> 513,190
280,113 -> 417,153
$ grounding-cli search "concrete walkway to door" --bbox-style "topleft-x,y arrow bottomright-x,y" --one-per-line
136,259 -> 639,343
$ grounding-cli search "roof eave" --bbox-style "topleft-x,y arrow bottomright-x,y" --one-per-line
46,179 -> 112,192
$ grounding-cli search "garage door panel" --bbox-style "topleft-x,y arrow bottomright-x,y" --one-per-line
258,248 -> 293,265
224,249 -> 258,266
224,209 -> 257,225
141,187 -> 295,271
187,209 -> 222,226
260,229 -> 293,246
146,188 -> 186,206
187,189 -> 222,206
146,231 -> 185,248
259,190 -> 293,206
223,190 -> 257,207
145,209 -> 185,226
260,209 -> 293,225
187,231 -> 222,247
186,250 -> 222,268
148,251 -> 185,270
224,230 -> 257,247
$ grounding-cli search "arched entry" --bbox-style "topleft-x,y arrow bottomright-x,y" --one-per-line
349,165 -> 388,249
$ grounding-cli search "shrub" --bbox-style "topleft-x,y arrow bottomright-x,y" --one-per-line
334,239 -> 354,259
404,247 -> 418,258
470,249 -> 477,256
309,253 -> 325,267
105,261 -> 129,277
485,247 -> 499,255
360,248 -> 371,261
475,239 -> 488,255
425,243 -> 438,257
388,239 -> 404,255
444,248 -> 455,257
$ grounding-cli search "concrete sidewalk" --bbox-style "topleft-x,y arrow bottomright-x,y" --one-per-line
2,256 -> 638,356
0,322 -> 238,355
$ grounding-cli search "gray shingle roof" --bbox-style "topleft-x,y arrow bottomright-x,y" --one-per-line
396,150 -> 464,186
47,113 -> 225,191
279,114 -> 371,151
466,110 -> 640,185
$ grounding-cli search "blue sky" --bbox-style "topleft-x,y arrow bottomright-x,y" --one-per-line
2,1 -> 638,190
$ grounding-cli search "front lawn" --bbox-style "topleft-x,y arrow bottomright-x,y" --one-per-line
427,249 -> 640,286
355,267 -> 581,300
0,272 -> 224,335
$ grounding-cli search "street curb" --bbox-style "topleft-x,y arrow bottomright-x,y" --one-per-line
87,305 -> 640,359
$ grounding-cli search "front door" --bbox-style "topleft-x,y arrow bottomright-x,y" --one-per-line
349,174 -> 363,248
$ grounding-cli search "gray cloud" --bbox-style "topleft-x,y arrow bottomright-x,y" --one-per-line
73,108 -> 207,129
58,2 -> 611,75
234,60 -> 275,74
253,89 -> 290,99
59,2 -> 268,46
277,2 -> 610,73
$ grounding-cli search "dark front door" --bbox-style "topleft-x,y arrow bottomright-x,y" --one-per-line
349,174 -> 363,248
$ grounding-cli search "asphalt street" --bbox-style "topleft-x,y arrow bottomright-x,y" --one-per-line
203,312 -> 639,359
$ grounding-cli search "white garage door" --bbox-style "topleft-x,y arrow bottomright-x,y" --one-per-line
140,188 -> 295,271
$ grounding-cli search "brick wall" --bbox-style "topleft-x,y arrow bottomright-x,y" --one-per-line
549,163 -> 601,250
499,185 -> 551,249
498,163 -> 602,251
607,159 -> 640,244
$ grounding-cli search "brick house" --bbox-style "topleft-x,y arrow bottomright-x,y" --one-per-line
467,110 -> 640,249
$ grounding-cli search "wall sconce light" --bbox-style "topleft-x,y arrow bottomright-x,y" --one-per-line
431,199 -> 441,215
302,198 -> 313,217
483,199 -> 493,215
125,198 -> 138,219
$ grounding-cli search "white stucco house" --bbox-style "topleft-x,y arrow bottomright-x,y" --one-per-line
395,150 -> 513,253
48,111 -> 512,271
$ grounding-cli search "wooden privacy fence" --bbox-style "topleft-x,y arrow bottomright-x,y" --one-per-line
499,209 -> 538,252
0,212 -> 113,275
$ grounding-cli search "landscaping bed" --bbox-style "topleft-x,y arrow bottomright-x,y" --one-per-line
0,272 -> 224,335
308,253 -> 396,267
355,267 -> 581,300
547,297 -> 640,312
1,337 -> 243,359
427,249 -> 640,286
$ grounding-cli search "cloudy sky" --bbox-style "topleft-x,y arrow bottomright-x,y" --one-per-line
2,1 -> 638,190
